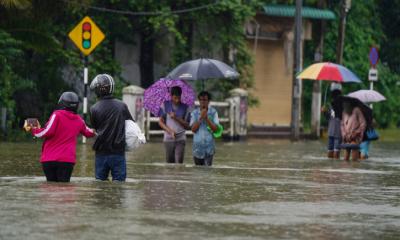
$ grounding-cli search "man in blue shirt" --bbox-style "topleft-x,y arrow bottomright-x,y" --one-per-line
190,91 -> 219,166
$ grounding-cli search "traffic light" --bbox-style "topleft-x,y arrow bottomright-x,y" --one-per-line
69,16 -> 105,56
82,22 -> 91,49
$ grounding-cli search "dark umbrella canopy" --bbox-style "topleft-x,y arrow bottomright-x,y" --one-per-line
339,96 -> 373,127
166,58 -> 239,81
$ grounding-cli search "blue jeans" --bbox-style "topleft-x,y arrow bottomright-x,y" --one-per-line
95,153 -> 126,181
328,136 -> 341,152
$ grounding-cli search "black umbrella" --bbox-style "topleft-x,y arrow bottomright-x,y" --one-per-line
339,96 -> 373,128
166,58 -> 239,89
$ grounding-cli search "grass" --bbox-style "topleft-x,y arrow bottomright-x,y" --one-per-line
376,128 -> 400,142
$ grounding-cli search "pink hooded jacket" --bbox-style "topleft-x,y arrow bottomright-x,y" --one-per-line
32,110 -> 95,163
341,107 -> 367,144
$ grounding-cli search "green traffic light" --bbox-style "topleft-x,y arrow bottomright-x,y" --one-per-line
83,40 -> 91,49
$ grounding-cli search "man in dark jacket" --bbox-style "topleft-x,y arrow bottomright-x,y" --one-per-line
89,74 -> 133,181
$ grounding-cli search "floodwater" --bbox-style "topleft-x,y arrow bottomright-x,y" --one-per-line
1,139 -> 400,240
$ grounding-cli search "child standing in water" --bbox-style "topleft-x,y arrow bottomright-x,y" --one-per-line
25,92 -> 95,182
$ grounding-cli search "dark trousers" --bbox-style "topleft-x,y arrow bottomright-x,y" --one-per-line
42,161 -> 74,182
164,141 -> 186,164
193,155 -> 214,166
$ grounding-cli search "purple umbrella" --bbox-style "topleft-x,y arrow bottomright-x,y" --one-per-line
143,78 -> 195,116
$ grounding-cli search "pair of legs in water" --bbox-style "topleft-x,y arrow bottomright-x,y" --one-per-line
42,161 -> 74,182
329,148 -> 362,161
164,141 -> 214,166
328,137 -> 369,161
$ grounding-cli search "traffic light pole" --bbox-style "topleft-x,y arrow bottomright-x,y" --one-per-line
83,56 -> 89,143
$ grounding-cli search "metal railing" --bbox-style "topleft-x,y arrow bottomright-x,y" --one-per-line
145,100 -> 235,140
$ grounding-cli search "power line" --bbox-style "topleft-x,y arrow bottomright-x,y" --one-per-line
59,0 -> 219,16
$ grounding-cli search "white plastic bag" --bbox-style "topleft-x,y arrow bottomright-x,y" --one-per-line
125,120 -> 146,151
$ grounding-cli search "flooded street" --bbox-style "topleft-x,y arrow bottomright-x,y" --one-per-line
1,139 -> 400,239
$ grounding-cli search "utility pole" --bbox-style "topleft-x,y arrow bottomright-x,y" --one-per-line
336,0 -> 351,65
311,0 -> 327,138
291,0 -> 302,140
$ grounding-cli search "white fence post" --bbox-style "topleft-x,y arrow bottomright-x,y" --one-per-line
229,88 -> 248,139
122,85 -> 145,131
146,110 -> 151,140
228,99 -> 235,138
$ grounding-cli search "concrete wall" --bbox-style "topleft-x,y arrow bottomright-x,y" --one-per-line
115,38 -> 141,86
114,30 -> 173,86
246,15 -> 311,127
247,40 -> 292,126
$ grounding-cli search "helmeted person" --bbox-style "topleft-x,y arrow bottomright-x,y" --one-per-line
89,74 -> 133,181
25,91 -> 95,182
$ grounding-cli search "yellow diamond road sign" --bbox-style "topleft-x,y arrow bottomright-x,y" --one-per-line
68,16 -> 105,56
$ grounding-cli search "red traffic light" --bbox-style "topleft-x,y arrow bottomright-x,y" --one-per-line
82,22 -> 92,49
82,22 -> 91,31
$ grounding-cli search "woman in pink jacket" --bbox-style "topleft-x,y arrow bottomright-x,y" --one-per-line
341,100 -> 367,161
25,92 -> 95,182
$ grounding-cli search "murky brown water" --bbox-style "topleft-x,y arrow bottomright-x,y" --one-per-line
1,139 -> 400,239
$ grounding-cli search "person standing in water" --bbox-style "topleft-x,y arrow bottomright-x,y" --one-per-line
322,87 -> 343,159
25,92 -> 95,182
158,86 -> 190,164
341,99 -> 367,161
190,91 -> 219,166
89,74 -> 133,181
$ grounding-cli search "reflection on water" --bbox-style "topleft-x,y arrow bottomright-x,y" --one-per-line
0,140 -> 400,239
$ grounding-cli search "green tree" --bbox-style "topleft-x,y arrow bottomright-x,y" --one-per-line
303,0 -> 400,128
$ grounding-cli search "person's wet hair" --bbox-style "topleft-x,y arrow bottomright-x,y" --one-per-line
198,91 -> 211,101
171,86 -> 182,97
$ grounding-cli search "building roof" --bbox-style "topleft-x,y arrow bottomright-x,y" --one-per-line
263,4 -> 336,20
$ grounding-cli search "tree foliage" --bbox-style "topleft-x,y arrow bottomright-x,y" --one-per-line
0,0 -> 399,139
0,0 -> 259,131
303,0 -> 400,128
